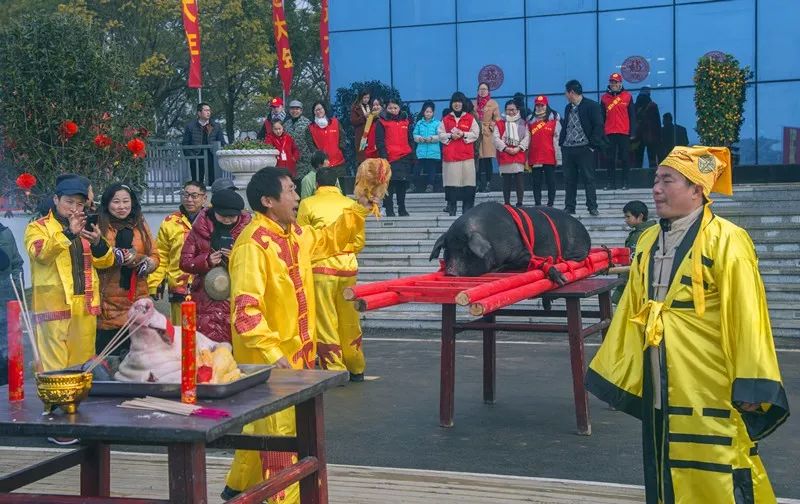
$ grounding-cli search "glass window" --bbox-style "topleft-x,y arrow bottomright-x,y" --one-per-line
329,30 -> 391,94
599,7 -> 673,89
757,0 -> 800,81
757,83 -> 800,165
598,0 -> 670,9
675,0 -> 755,87
391,0 -> 455,26
457,0 -> 524,22
456,19 -> 525,98
407,100 -> 451,119
526,0 -> 595,16
392,25 -> 458,103
526,13 -> 597,96
329,0 -> 389,32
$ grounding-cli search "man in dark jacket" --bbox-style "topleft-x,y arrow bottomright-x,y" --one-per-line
660,112 -> 689,160
0,222 -> 24,386
182,102 -> 227,187
601,73 -> 637,190
559,79 -> 605,216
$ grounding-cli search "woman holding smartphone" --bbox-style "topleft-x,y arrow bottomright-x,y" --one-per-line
179,189 -> 251,344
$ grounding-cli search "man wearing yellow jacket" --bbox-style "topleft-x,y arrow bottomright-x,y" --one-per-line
24,176 -> 115,371
148,180 -> 206,324
222,166 -> 375,502
586,146 -> 789,503
296,168 -> 366,380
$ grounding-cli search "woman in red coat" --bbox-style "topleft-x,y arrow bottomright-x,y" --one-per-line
179,190 -> 251,343
306,101 -> 347,178
265,119 -> 300,179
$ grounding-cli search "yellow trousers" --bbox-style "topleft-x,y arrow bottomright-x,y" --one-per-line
313,274 -> 365,374
169,301 -> 182,326
36,296 -> 97,372
225,360 -> 301,503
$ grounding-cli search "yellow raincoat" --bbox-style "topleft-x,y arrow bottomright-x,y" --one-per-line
225,204 -> 368,501
147,209 -> 193,324
296,186 -> 366,374
586,212 -> 789,503
24,211 -> 115,370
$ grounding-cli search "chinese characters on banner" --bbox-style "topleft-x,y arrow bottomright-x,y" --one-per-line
320,0 -> 330,93
273,0 -> 294,96
181,0 -> 202,88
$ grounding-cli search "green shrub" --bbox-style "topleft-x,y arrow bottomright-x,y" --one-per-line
694,54 -> 752,148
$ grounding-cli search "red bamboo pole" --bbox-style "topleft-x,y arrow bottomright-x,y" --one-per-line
181,299 -> 197,405
455,269 -> 546,306
353,292 -> 403,312
7,301 -> 23,402
344,271 -> 445,300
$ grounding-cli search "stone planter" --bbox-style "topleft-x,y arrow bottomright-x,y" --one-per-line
216,149 -> 279,193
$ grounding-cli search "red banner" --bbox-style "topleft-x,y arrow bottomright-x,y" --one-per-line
181,0 -> 202,88
320,0 -> 330,93
273,0 -> 294,96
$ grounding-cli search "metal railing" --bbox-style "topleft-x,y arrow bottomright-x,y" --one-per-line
142,139 -> 232,206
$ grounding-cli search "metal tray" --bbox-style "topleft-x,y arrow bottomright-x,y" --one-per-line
89,364 -> 273,399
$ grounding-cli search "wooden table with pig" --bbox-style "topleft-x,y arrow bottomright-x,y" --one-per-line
0,368 -> 347,503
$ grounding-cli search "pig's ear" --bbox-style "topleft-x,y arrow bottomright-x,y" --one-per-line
429,233 -> 446,261
468,232 -> 493,260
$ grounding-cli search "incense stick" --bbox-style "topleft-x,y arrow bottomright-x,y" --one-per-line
84,319 -> 146,375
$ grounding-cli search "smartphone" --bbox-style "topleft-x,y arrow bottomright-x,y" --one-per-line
219,235 -> 235,250
84,213 -> 99,231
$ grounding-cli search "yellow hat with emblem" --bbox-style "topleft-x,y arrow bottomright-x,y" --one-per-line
660,146 -> 732,196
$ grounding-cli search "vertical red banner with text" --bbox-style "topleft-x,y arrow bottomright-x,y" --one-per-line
320,0 -> 330,93
181,0 -> 203,88
273,0 -> 294,96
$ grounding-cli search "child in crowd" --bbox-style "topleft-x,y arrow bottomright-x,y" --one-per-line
412,100 -> 442,193
301,150 -> 340,198
265,120 -> 300,181
612,200 -> 656,304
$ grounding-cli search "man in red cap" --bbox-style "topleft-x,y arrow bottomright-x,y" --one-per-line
600,73 -> 636,190
258,97 -> 288,141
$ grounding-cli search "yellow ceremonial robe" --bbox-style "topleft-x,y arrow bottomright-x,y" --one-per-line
225,206 -> 368,501
147,209 -> 193,325
587,212 -> 789,504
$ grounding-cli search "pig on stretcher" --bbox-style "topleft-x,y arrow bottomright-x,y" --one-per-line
110,298 -> 242,384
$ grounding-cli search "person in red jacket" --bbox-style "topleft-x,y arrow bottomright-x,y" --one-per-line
437,92 -> 480,216
601,72 -> 636,190
306,101 -> 347,180
179,190 -> 251,343
493,100 -> 530,207
265,120 -> 300,180
376,98 -> 414,217
361,97 -> 383,160
528,95 -> 562,207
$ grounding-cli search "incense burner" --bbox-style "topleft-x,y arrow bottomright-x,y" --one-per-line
35,371 -> 93,414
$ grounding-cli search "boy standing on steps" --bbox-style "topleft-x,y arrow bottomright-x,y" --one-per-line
612,200 -> 655,304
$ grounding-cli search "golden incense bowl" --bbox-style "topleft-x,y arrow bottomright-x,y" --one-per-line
35,371 -> 93,414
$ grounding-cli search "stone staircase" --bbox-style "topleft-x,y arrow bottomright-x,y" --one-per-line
357,184 -> 800,338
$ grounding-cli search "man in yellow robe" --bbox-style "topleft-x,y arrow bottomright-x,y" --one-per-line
222,167 -> 374,502
296,168 -> 366,380
586,146 -> 789,503
147,180 -> 206,324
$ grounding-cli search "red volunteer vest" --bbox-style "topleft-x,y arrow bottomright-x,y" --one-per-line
441,113 -> 476,162
494,120 -> 527,165
528,118 -> 557,166
378,117 -> 413,162
365,123 -> 378,158
308,117 -> 345,167
601,90 -> 632,135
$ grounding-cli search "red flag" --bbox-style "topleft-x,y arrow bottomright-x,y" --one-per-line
320,0 -> 330,93
273,0 -> 294,96
181,0 -> 203,88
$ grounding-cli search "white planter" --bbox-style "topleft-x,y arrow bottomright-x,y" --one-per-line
216,149 -> 279,192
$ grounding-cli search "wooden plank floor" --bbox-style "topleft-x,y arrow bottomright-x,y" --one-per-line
1,447 -> 798,503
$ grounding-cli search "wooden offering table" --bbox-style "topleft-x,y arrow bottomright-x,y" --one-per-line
0,369 -> 347,503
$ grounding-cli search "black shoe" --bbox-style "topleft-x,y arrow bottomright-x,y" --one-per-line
220,486 -> 240,501
385,209 -> 395,217
547,202 -> 554,207
515,202 -> 524,208
589,209 -> 600,216
565,208 -> 576,215
349,373 -> 364,382
621,184 -> 629,190
399,209 -> 410,217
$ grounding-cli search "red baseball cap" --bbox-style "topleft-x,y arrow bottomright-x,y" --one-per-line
534,95 -> 548,106
270,97 -> 284,107
609,73 -> 623,82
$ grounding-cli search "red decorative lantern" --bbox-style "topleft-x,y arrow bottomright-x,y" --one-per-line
59,120 -> 79,139
15,173 -> 37,195
127,138 -> 146,159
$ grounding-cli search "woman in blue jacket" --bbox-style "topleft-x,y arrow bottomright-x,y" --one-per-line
412,101 -> 442,193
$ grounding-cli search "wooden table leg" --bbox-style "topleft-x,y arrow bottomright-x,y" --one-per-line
566,298 -> 591,435
79,442 -> 110,497
167,442 -> 207,504
483,313 -> 496,404
296,395 -> 326,504
598,291 -> 613,341
440,304 -> 456,428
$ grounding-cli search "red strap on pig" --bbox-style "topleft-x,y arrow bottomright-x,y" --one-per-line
503,205 -> 564,271
536,209 -> 563,263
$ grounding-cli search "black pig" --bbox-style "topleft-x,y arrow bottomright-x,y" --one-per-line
429,203 -> 591,282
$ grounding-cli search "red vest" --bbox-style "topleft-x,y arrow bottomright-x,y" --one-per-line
308,117 -> 345,167
378,117 -> 412,162
494,120 -> 527,165
265,132 -> 298,176
364,123 -> 378,158
441,113 -> 476,162
528,118 -> 557,166
601,90 -> 632,135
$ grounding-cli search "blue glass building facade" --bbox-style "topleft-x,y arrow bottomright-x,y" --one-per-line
329,0 -> 800,165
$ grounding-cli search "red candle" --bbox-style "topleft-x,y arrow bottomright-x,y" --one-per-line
181,299 -> 197,404
7,301 -> 24,401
